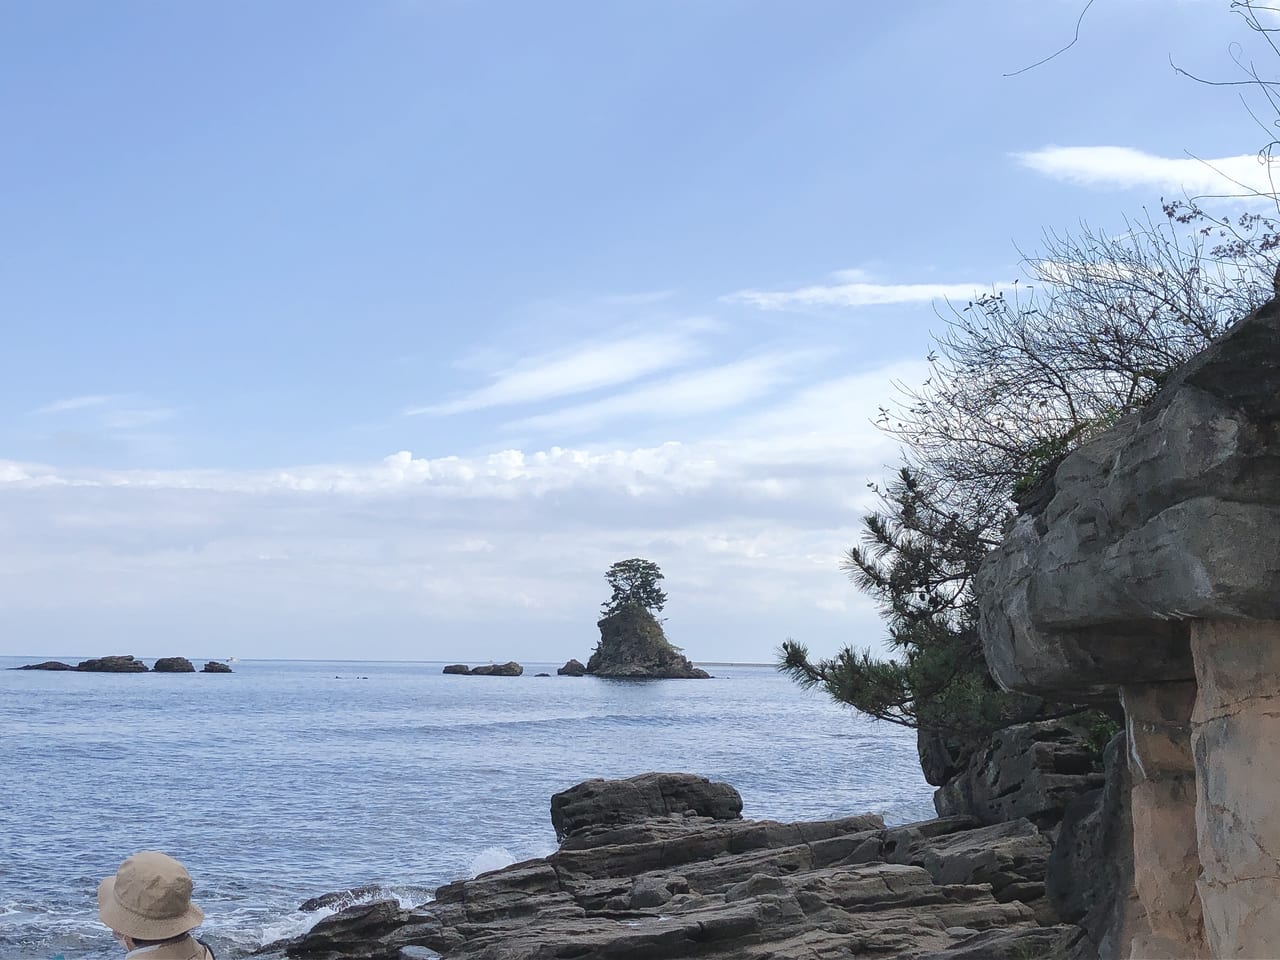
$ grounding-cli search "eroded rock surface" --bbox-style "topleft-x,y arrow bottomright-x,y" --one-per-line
281,774 -> 1083,960
202,660 -> 233,673
154,656 -> 196,673
557,659 -> 586,677
932,717 -> 1104,829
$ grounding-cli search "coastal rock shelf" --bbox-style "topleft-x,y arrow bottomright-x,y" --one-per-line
281,773 -> 1084,960
978,298 -> 1280,957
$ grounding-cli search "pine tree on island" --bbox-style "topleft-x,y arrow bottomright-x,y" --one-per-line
586,559 -> 710,679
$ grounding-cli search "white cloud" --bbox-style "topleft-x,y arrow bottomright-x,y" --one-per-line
505,353 -> 811,436
407,328 -> 704,416
31,394 -> 117,415
1014,145 -> 1280,197
0,361 -> 923,662
726,278 -> 1002,311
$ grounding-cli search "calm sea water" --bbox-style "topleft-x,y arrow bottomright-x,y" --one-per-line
0,657 -> 933,960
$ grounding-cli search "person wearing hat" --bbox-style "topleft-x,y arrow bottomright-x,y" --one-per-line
98,851 -> 215,959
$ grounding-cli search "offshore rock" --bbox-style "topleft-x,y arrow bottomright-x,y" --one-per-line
441,664 -> 471,675
556,658 -> 586,677
153,656 -> 196,673
586,606 -> 710,679
550,772 -> 743,841
469,661 -> 523,677
77,655 -> 149,673
284,774 -> 1082,960
14,660 -> 75,670
201,660 -> 233,673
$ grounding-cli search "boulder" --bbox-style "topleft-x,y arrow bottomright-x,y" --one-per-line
299,885 -> 386,912
77,655 -> 148,673
441,664 -> 471,675
557,658 -> 586,677
469,661 -> 522,676
586,606 -> 710,679
201,661 -> 233,673
14,660 -> 75,671
285,774 -> 1076,960
551,772 -> 743,841
533,672 -> 550,677
153,657 -> 195,673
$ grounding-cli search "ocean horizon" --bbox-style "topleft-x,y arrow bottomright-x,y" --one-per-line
1,655 -> 934,959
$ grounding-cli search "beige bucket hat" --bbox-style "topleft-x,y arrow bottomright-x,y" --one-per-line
97,851 -> 204,940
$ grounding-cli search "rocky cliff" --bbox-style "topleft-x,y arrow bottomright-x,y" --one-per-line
586,606 -> 710,679
978,298 -> 1280,958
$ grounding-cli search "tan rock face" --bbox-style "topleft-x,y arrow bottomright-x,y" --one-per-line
1191,620 -> 1280,960
1121,682 -> 1207,959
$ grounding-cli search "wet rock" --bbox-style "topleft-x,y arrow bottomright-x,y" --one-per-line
284,899 -> 408,958
77,655 -> 148,673
14,660 -> 75,670
299,885 -> 387,912
557,658 -> 586,677
153,656 -> 196,673
441,664 -> 471,675
201,660 -> 233,673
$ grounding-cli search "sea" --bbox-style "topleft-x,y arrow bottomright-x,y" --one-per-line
0,657 -> 935,960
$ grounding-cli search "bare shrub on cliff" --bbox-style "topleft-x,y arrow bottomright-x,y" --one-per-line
782,208 -> 1275,743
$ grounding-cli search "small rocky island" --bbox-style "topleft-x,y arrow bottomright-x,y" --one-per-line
441,662 -> 524,676
583,558 -> 710,679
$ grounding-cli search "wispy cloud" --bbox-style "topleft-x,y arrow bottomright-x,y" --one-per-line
505,353 -> 812,436
31,394 -> 117,415
725,269 -> 1001,311
406,329 -> 705,416
1014,145 -> 1280,197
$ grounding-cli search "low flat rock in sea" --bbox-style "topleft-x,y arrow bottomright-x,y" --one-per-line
14,660 -> 76,671
281,773 -> 1085,960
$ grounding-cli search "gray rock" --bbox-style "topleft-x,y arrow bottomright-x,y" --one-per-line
284,773 -> 1080,960
153,657 -> 195,673
441,664 -> 470,675
550,772 -> 743,841
933,717 -> 1104,828
978,302 -> 1280,699
1047,731 -> 1146,960
201,660 -> 233,673
469,661 -> 522,676
556,658 -> 586,677
14,660 -> 75,671
77,655 -> 148,673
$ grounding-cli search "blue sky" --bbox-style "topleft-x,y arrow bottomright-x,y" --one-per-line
1,1 -> 1271,662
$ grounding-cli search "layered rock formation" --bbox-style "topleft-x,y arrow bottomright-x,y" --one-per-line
586,607 -> 710,679
281,773 -> 1084,960
978,300 -> 1280,958
202,660 -> 233,673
